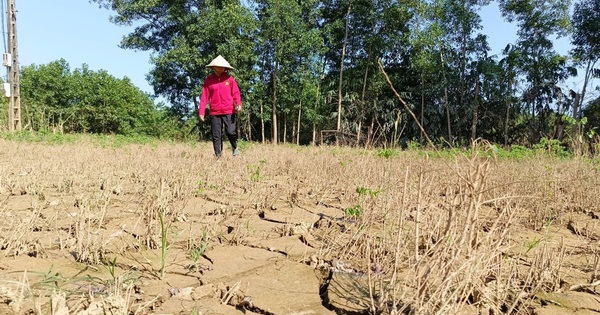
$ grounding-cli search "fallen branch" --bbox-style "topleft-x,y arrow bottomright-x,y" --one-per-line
569,280 -> 600,292
377,59 -> 433,147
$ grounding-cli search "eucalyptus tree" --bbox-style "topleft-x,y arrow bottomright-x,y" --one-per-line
319,0 -> 414,145
255,0 -> 323,144
406,0 -> 448,142
571,0 -> 600,121
90,0 -> 258,129
498,0 -> 572,143
352,0 -> 413,145
465,34 -> 493,142
434,0 -> 491,144
497,44 -> 524,145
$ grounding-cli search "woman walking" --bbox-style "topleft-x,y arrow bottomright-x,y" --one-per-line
198,55 -> 242,157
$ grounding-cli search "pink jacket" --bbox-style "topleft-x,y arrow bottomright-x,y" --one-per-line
198,73 -> 242,116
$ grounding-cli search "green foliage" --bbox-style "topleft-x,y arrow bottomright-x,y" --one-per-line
248,160 -> 267,182
0,90 -> 7,131
237,139 -> 252,151
344,205 -> 362,218
572,0 -> 600,61
89,134 -> 157,148
506,145 -> 532,159
525,236 -> 541,253
356,187 -> 382,197
0,130 -> 79,144
375,148 -> 398,159
20,59 -> 175,137
338,158 -> 353,167
187,228 -> 210,272
103,257 -> 118,282
76,0 -> 594,148
584,98 -> 600,134
195,181 -> 207,195
0,131 -> 166,148
92,0 -> 258,121
30,266 -> 66,290
533,137 -> 573,158
420,147 -> 465,160
489,144 -> 532,159
406,141 -> 420,150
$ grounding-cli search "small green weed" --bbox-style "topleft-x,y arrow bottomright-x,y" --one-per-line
248,160 -> 267,182
345,205 -> 362,217
103,257 -> 118,283
356,187 -> 382,197
375,148 -> 397,159
339,159 -> 353,167
406,141 -> 420,150
195,181 -> 206,195
188,229 -> 210,272
237,139 -> 251,151
526,236 -> 541,253
30,266 -> 67,290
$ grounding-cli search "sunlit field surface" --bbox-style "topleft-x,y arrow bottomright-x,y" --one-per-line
1,136 -> 599,315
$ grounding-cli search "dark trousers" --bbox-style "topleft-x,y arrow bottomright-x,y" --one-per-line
210,114 -> 237,156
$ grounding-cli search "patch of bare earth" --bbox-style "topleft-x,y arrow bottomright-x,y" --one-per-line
1,138 -> 600,315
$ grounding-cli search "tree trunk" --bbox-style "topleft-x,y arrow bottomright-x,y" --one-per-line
420,74 -> 425,144
573,60 -> 594,140
393,110 -> 401,148
297,98 -> 302,145
459,0 -> 467,113
471,79 -> 480,143
336,0 -> 352,143
260,99 -> 265,144
440,52 -> 452,143
504,76 -> 513,146
283,111 -> 287,143
313,65 -> 325,146
572,92 -> 581,141
578,60 -> 595,120
247,110 -> 251,141
366,104 -> 375,147
272,62 -> 279,144
357,52 -> 370,147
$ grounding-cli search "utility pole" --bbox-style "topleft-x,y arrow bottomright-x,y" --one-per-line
5,0 -> 20,131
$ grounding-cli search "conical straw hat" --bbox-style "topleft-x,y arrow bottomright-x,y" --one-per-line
206,55 -> 234,70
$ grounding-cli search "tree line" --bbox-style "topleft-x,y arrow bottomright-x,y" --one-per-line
3,0 -> 599,149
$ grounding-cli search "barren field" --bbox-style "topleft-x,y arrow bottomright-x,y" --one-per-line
1,137 -> 600,315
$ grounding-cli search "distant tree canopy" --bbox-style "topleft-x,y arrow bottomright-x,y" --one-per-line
19,59 -> 180,138
10,0 -> 599,147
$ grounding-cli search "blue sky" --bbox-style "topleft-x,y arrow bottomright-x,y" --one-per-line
14,0 -> 583,100
17,0 -> 154,94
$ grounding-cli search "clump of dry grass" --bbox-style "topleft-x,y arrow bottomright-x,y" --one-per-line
305,141 -> 598,314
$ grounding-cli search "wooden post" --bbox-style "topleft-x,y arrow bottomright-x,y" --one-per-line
6,0 -> 20,131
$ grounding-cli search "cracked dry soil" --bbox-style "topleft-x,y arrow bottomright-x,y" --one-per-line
2,139 -> 600,315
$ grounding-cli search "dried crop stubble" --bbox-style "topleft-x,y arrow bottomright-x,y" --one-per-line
0,139 -> 600,314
